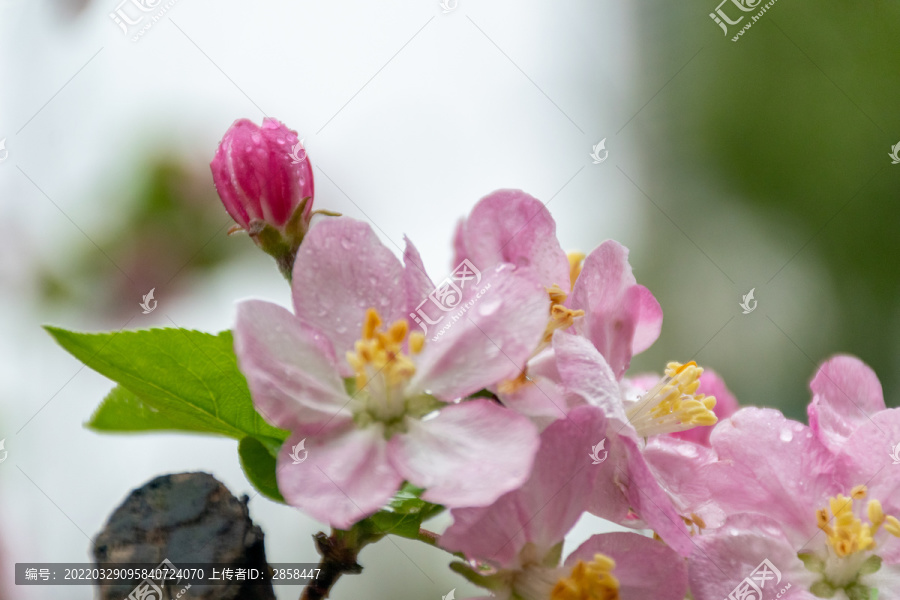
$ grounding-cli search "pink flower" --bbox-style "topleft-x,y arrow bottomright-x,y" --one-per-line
211,118 -> 316,278
233,217 -> 548,528
440,406 -> 689,600
689,398 -> 900,599
454,190 -> 662,378
211,117 -> 314,231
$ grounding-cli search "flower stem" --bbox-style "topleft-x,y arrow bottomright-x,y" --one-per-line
300,530 -> 366,600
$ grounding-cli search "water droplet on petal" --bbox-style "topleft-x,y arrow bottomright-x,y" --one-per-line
780,428 -> 793,442
478,299 -> 501,317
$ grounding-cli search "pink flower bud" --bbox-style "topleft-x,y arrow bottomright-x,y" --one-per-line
211,117 -> 314,231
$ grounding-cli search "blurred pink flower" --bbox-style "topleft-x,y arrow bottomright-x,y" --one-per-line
233,217 -> 548,528
441,405 -> 689,600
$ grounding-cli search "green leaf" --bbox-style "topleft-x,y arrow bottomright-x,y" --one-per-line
46,326 -> 288,442
361,485 -> 444,539
238,436 -> 285,503
89,385 -> 186,432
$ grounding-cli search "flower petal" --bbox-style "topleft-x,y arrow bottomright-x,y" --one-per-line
410,266 -> 548,400
808,355 -> 886,453
568,241 -> 643,379
234,300 -> 350,431
631,284 -> 663,355
439,405 -> 607,568
688,514 -> 816,600
833,408 -> 900,523
390,399 -> 539,512
553,330 -> 629,426
597,431 -> 694,556
291,218 -> 407,366
565,532 -> 688,600
277,427 -> 402,529
454,189 -> 570,291
703,408 -> 837,544
642,436 -> 726,530
402,235 -> 435,319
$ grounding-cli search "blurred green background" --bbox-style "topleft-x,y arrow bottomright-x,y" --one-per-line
626,0 -> 900,419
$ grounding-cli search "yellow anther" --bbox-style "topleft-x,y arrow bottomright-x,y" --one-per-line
409,331 -> 425,355
533,284 -> 586,349
547,283 -> 568,307
884,516 -> 900,538
551,553 -> 620,600
816,491 -> 880,557
625,361 -> 718,437
346,308 -> 422,393
567,251 -> 586,290
868,500 -> 885,530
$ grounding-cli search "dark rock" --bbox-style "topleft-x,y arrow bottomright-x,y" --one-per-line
93,472 -> 275,600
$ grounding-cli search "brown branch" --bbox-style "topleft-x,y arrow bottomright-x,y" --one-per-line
300,531 -> 364,600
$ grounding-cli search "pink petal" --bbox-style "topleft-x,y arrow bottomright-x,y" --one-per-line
234,300 -> 350,431
599,431 -> 694,557
808,355 -> 886,453
670,369 -> 739,447
498,349 -> 569,427
688,514 -> 817,600
642,436 -> 726,530
409,266 -> 549,400
277,427 -> 403,529
553,331 -> 629,426
704,408 -> 837,544
568,241 -> 642,379
440,405 -> 608,568
565,532 -> 688,600
402,235 -> 435,320
631,285 -> 663,355
834,408 -> 900,521
454,189 -> 570,291
390,399 -> 539,511
291,218 -> 407,368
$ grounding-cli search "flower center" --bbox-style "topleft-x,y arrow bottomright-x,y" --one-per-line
345,308 -> 426,425
625,361 -> 717,437
551,553 -> 620,600
801,486 -> 900,595
817,486 -> 881,558
499,253 -> 586,395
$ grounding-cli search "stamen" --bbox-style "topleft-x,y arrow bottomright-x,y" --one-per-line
567,251 -> 586,290
625,361 -> 718,437
551,553 -> 620,600
345,308 -> 422,420
816,492 -> 881,557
